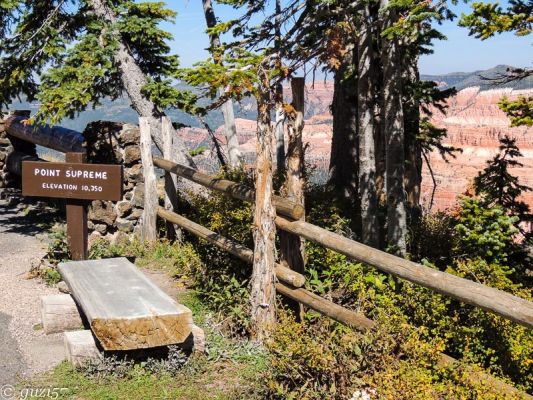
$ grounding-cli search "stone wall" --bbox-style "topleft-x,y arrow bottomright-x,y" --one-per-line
83,121 -> 144,243
0,116 -> 145,243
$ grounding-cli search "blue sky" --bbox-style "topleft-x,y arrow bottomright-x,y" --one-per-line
164,1 -> 532,75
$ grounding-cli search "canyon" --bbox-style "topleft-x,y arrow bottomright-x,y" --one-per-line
182,82 -> 533,213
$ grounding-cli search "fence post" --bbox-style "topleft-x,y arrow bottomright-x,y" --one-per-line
139,117 -> 158,243
162,117 -> 180,240
279,77 -> 306,320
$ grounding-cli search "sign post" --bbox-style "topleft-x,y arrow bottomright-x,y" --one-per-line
65,152 -> 88,260
22,154 -> 123,261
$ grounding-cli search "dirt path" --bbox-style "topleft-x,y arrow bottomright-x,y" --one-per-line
0,198 -> 64,386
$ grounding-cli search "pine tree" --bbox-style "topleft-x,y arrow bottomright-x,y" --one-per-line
0,0 -> 196,168
474,135 -> 531,219
201,0 -> 242,168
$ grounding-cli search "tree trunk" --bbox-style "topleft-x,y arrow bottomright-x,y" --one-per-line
88,0 -> 195,169
403,55 -> 422,222
357,7 -> 379,248
380,0 -> 407,256
275,83 -> 285,173
202,0 -> 242,168
250,66 -> 277,343
139,118 -> 158,244
274,0 -> 285,173
280,77 -> 306,320
328,43 -> 359,217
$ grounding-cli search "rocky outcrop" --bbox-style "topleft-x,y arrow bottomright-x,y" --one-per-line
186,85 -> 533,213
421,87 -> 533,211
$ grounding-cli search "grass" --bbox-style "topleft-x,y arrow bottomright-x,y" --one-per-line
24,291 -> 269,400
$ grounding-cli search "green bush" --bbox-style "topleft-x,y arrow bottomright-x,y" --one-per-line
264,310 -> 524,400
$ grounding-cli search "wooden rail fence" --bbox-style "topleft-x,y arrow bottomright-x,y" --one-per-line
150,156 -> 533,330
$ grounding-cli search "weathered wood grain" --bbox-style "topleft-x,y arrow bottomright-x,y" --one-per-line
153,156 -> 304,220
58,257 -> 192,350
40,294 -> 84,334
139,118 -> 158,243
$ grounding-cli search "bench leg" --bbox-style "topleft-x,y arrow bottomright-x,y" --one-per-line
64,330 -> 102,367
41,294 -> 83,334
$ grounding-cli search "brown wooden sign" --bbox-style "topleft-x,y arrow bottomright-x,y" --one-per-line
22,160 -> 123,201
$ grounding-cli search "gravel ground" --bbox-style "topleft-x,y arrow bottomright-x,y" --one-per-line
0,198 -> 64,387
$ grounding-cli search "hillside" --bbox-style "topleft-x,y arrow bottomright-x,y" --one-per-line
421,65 -> 533,91
10,66 -> 531,133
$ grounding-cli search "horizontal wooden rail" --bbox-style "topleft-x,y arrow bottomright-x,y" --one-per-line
156,207 -> 373,330
5,116 -> 85,154
275,217 -> 533,329
157,207 -> 305,288
153,157 -> 304,220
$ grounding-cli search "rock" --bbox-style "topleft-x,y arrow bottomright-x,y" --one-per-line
89,200 -> 116,225
57,281 -> 70,294
131,184 -> 145,208
126,208 -> 143,221
127,164 -> 143,183
124,145 -> 141,165
94,224 -> 107,235
116,218 -> 134,233
110,230 -> 129,246
64,330 -> 103,367
88,231 -> 102,246
120,128 -> 140,145
116,200 -> 132,217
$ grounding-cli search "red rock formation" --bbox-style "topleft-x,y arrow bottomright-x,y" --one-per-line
185,84 -> 533,213
421,87 -> 533,212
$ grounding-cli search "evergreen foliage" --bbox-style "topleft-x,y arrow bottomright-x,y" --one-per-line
474,136 -> 531,219
0,1 -> 196,122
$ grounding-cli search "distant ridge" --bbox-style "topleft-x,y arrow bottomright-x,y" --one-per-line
421,65 -> 533,91
8,65 -> 533,133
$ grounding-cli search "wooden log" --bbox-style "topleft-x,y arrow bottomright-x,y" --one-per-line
139,118 -> 158,243
275,283 -> 375,331
153,156 -> 304,220
5,115 -> 85,154
58,257 -> 193,350
160,211 -> 529,398
40,294 -> 84,334
275,283 -> 531,399
280,77 -> 306,319
64,330 -> 102,367
157,207 -> 305,288
438,354 -> 533,400
275,217 -> 533,329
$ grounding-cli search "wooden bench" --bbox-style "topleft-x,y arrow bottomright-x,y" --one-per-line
58,257 -> 192,351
